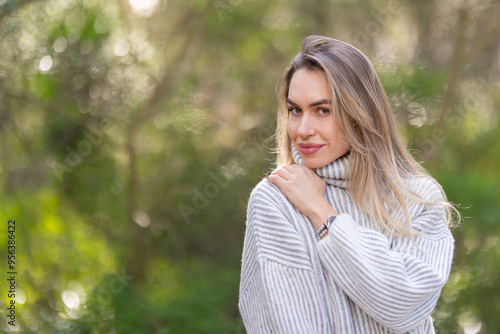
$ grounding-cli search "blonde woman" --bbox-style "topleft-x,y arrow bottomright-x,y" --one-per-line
239,35 -> 457,333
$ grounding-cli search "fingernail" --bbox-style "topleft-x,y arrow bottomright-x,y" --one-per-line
266,171 -> 272,179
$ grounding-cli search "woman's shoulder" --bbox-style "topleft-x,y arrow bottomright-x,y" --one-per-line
246,176 -> 301,221
249,177 -> 286,204
404,175 -> 445,202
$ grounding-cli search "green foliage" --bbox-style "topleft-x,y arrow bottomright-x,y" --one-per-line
0,189 -> 117,333
64,257 -> 243,334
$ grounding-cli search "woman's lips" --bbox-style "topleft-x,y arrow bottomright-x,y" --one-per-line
297,143 -> 325,155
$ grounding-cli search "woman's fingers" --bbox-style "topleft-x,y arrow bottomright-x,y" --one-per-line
267,173 -> 288,190
268,165 -> 315,186
274,167 -> 293,180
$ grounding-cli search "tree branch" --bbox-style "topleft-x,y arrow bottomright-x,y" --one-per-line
439,7 -> 470,129
123,1 -> 216,281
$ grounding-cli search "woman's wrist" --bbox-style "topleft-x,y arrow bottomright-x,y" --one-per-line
307,199 -> 338,229
317,215 -> 337,239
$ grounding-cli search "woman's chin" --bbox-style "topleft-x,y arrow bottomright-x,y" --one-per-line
302,157 -> 332,169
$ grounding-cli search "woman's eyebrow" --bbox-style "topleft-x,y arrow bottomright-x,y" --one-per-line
286,98 -> 331,107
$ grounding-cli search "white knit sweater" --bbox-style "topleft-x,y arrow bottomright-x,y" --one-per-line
239,149 -> 454,333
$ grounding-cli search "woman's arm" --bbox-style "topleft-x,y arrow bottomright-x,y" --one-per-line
269,166 -> 454,332
318,204 -> 453,332
239,181 -> 333,334
268,164 -> 336,229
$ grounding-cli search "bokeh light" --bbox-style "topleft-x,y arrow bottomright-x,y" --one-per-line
39,55 -> 53,72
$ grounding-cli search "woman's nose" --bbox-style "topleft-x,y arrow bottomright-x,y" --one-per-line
297,114 -> 316,138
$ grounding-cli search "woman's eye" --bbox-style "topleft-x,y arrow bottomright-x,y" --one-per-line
317,108 -> 330,115
288,107 -> 301,115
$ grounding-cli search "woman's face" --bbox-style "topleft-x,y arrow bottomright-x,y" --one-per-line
287,69 -> 349,169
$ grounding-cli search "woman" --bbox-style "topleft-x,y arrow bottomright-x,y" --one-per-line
239,36 -> 457,333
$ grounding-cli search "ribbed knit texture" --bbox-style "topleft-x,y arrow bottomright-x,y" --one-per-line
239,148 -> 454,333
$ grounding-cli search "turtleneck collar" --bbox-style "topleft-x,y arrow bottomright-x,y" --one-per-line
291,144 -> 349,189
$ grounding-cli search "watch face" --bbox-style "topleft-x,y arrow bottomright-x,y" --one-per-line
326,215 -> 336,228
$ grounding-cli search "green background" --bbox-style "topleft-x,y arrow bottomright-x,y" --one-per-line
0,0 -> 499,333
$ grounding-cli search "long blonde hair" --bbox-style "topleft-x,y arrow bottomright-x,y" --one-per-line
276,35 -> 457,237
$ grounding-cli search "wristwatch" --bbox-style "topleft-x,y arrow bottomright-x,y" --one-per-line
317,215 -> 337,239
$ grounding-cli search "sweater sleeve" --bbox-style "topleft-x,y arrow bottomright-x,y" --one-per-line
318,181 -> 454,333
239,182 -> 332,334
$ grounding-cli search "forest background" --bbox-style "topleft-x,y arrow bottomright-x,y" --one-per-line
0,0 -> 499,333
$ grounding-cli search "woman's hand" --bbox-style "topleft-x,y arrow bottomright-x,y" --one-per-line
268,164 -> 338,229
